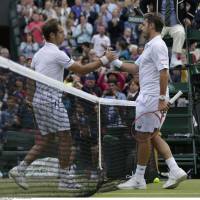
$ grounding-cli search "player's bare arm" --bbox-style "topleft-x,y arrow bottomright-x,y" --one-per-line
121,62 -> 139,75
159,68 -> 170,112
68,51 -> 117,75
110,58 -> 139,75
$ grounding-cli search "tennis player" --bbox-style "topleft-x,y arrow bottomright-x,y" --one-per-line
9,18 -> 116,190
111,13 -> 187,190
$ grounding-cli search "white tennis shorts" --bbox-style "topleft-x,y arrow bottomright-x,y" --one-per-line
135,93 -> 163,133
32,90 -> 70,135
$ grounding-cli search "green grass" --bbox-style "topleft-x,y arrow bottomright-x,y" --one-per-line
95,179 -> 200,197
0,178 -> 200,197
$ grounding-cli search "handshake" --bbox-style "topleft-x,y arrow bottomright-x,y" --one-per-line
99,49 -> 123,69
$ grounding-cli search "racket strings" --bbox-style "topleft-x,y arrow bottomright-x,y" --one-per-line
131,110 -> 164,142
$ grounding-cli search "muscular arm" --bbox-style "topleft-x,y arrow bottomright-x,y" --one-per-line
68,51 -> 116,75
69,59 -> 103,75
120,62 -> 139,75
160,68 -> 169,96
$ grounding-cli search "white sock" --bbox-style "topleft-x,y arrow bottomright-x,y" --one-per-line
165,157 -> 179,171
18,161 -> 28,173
135,164 -> 146,179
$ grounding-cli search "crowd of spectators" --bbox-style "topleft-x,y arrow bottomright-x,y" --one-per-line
1,0 -> 200,159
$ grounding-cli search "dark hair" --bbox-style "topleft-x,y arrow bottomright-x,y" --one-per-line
118,39 -> 128,50
144,12 -> 164,33
42,19 -> 60,41
81,42 -> 90,48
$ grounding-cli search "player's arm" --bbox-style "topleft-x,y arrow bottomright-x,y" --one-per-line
152,43 -> 170,111
110,59 -> 139,75
68,51 -> 117,75
160,68 -> 169,97
121,62 -> 139,75
159,68 -> 170,112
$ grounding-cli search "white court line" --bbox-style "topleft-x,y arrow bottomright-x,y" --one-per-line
102,193 -> 200,195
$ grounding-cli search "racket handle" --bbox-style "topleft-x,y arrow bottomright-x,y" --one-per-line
169,90 -> 183,104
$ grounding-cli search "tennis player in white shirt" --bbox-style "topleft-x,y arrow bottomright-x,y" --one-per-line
110,13 -> 187,190
9,18 -> 116,190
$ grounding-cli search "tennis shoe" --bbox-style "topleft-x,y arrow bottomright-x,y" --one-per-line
9,167 -> 28,190
117,175 -> 146,189
163,168 -> 187,189
58,165 -> 82,190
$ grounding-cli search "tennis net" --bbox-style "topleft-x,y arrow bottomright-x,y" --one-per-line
0,56 -> 158,197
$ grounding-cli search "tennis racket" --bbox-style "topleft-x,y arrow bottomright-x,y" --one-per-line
131,91 -> 183,139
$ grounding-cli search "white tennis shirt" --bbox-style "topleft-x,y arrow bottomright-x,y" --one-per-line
135,35 -> 169,96
31,42 -> 75,102
31,42 -> 74,81
31,42 -> 73,134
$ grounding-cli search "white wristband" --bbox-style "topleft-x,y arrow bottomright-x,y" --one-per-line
111,59 -> 123,69
99,56 -> 109,65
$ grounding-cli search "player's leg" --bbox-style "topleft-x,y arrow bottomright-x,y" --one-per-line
9,133 -> 53,189
58,131 -> 83,190
90,144 -> 99,179
58,131 -> 72,169
151,133 -> 187,189
118,94 -> 162,190
117,132 -> 151,189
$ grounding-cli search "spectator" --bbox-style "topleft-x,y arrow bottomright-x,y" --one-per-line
97,69 -> 126,92
25,12 -> 44,45
116,39 -> 130,60
81,42 -> 91,57
97,4 -> 112,29
107,8 -> 124,47
19,33 -> 39,58
102,79 -> 126,127
26,57 -> 32,68
91,24 -> 111,57
18,55 -> 27,66
126,79 -> 139,101
129,44 -> 139,61
140,0 -> 198,68
88,49 -> 99,62
106,0 -> 118,14
0,48 -> 10,58
87,0 -> 100,25
42,0 -> 58,19
120,0 -> 144,43
59,0 -> 71,37
71,0 -> 83,20
17,0 -> 37,18
13,78 -> 27,104
82,73 -> 102,97
190,41 -> 200,63
18,9 -> 31,39
73,14 -> 93,47
0,95 -> 21,132
65,17 -> 77,47
120,28 -> 137,46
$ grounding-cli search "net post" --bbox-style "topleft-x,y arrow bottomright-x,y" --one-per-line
98,101 -> 103,170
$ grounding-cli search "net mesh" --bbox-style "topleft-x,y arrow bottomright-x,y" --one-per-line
0,56 -> 158,197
